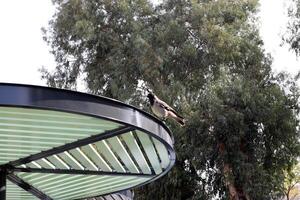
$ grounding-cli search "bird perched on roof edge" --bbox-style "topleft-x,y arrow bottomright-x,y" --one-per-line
147,92 -> 185,126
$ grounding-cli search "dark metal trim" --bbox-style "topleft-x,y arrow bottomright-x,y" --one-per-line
0,83 -> 173,147
12,168 -> 154,178
0,169 -> 6,200
8,126 -> 134,167
7,174 -> 52,200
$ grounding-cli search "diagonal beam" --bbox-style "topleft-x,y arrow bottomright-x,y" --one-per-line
12,168 -> 154,178
7,174 -> 52,200
8,126 -> 134,167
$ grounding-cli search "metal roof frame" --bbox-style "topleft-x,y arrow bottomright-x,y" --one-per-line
0,83 -> 175,200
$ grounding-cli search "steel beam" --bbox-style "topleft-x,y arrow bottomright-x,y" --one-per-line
0,169 -> 6,200
12,167 -> 154,177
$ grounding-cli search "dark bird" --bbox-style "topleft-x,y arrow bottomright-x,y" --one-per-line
147,92 -> 185,126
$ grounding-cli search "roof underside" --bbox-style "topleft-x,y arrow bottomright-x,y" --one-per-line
0,106 -> 120,165
0,83 -> 174,200
15,173 -> 149,200
0,105 -> 173,200
6,180 -> 38,200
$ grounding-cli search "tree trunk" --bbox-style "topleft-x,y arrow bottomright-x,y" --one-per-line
218,142 -> 250,200
223,163 -> 238,200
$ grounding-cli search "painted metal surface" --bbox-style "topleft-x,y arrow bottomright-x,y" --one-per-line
6,180 -> 38,200
0,83 -> 175,200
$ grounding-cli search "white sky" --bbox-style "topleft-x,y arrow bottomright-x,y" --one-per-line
0,0 -> 55,86
259,0 -> 299,75
0,0 -> 298,86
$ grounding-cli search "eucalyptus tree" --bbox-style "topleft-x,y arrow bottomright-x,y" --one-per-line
285,0 -> 300,56
42,0 -> 300,199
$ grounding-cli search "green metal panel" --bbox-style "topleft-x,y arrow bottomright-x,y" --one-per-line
0,106 -> 121,165
69,148 -> 98,170
0,120 -> 107,133
18,172 -> 53,183
19,173 -> 78,190
136,131 -> 162,174
0,107 -> 118,127
0,131 -> 76,141
106,136 -> 139,173
38,175 -> 98,192
81,144 -> 112,172
0,114 -> 115,128
94,140 -> 126,172
47,155 -> 70,169
121,132 -> 151,174
16,131 -> 171,178
0,147 -> 39,154
35,158 -> 56,169
57,152 -> 84,170
6,180 -> 38,200
26,162 -> 41,169
58,177 -> 145,200
0,158 -> 18,164
152,137 -> 170,169
16,173 -> 150,200
0,107 -> 172,199
0,125 -> 100,137
70,177 -> 146,200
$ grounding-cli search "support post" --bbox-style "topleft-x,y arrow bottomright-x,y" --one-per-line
0,169 -> 6,200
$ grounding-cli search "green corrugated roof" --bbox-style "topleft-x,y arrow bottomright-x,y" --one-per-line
0,106 -> 121,165
6,180 -> 38,200
1,106 -> 173,199
20,130 -> 170,174
15,173 -> 149,200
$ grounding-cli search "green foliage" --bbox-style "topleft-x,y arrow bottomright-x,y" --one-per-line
281,163 -> 300,200
42,0 -> 300,199
284,0 -> 300,56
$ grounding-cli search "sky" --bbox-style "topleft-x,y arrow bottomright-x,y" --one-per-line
0,0 -> 298,86
259,0 -> 299,74
0,0 -> 55,86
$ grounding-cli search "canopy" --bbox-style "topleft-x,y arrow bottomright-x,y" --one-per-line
0,83 -> 175,200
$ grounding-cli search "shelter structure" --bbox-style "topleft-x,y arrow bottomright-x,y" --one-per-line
0,83 -> 175,200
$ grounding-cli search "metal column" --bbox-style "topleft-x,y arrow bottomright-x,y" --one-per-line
0,169 -> 6,200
